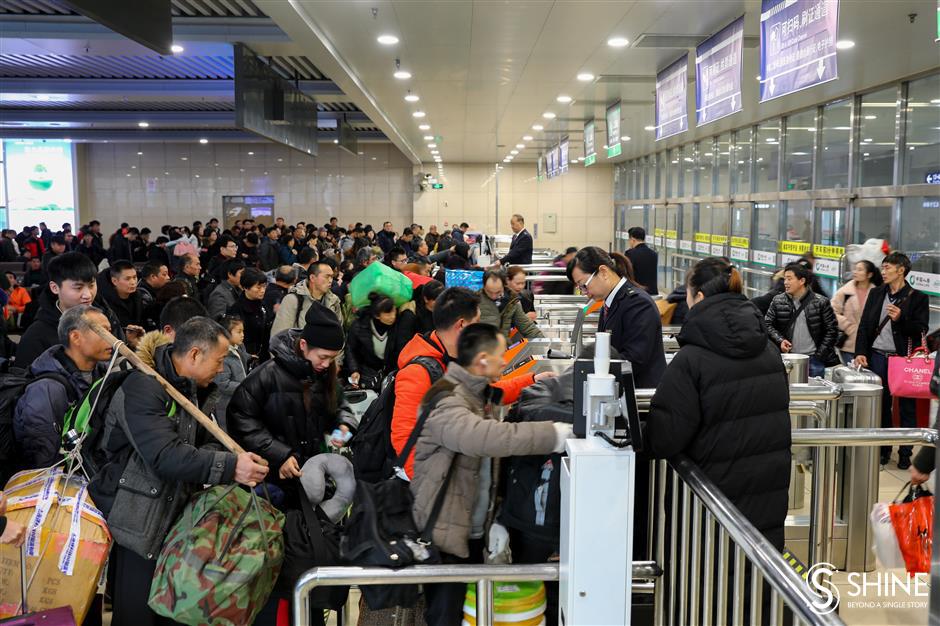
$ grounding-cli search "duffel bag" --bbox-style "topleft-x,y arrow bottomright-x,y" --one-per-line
148,484 -> 285,626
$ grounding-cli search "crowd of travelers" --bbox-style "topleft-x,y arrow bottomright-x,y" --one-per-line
0,214 -> 935,626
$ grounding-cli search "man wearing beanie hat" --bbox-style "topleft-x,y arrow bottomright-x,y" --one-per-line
228,302 -> 355,505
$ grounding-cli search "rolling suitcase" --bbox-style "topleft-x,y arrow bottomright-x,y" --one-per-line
0,546 -> 76,625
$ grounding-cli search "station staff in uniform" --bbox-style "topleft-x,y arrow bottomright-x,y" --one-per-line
569,246 -> 666,388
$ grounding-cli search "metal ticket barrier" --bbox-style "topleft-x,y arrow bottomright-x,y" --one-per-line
784,354 -> 810,511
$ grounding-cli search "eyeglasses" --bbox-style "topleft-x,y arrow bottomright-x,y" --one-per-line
577,271 -> 597,293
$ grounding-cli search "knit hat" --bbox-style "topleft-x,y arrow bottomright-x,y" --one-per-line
301,302 -> 345,350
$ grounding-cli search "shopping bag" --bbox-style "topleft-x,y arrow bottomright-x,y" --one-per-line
349,262 -> 413,308
888,335 -> 935,399
148,484 -> 285,626
888,482 -> 933,574
870,501 -> 906,569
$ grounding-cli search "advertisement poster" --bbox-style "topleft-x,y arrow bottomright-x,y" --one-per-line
4,139 -> 76,233
606,101 -> 622,158
696,16 -> 744,126
583,120 -> 596,166
655,54 -> 689,141
759,0 -> 840,102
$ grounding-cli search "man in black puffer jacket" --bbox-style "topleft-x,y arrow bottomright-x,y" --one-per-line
648,259 -> 791,550
764,262 -> 839,377
228,303 -> 356,508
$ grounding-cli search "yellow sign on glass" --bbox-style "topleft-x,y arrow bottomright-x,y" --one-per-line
710,235 -> 729,245
812,244 -> 845,260
778,240 -> 812,255
694,232 -> 712,243
730,236 -> 750,249
654,228 -> 666,237
666,229 -> 678,239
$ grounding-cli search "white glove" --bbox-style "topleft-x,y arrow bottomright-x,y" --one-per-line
487,522 -> 511,563
552,422 -> 575,453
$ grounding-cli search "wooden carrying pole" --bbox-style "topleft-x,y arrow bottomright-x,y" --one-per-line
90,323 -> 245,455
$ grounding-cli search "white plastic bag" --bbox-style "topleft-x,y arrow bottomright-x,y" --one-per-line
845,238 -> 887,268
870,501 -> 905,569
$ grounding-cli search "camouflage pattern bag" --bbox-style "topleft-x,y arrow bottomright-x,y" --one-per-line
148,484 -> 285,626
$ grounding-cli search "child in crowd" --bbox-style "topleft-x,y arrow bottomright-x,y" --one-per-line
214,314 -> 249,431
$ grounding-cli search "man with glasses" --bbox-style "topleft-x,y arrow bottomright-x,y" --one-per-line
854,252 -> 930,468
384,245 -> 409,273
271,258 -> 343,337
207,235 -> 240,283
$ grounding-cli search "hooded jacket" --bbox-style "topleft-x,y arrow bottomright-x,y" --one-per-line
391,332 -> 537,478
13,346 -> 94,469
135,330 -> 171,368
88,343 -> 236,559
410,363 -> 557,558
478,290 -> 543,340
647,292 -> 791,549
227,329 -> 355,492
270,279 -> 343,338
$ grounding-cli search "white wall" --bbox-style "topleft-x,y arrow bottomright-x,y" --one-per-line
412,162 -> 614,252
79,142 -> 414,232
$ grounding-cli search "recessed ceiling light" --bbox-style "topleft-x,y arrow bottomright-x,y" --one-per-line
377,34 -> 399,45
171,44 -> 184,53
515,144 -> 525,149
622,136 -> 631,142
644,125 -> 655,131
864,115 -> 877,120
532,124 -> 544,131
835,40 -> 855,50
542,112 -> 556,119
577,72 -> 595,82
198,138 -> 208,144
180,157 -> 188,161
522,135 -> 533,141
404,94 -> 420,102
556,95 -> 572,103
137,151 -> 143,155
607,36 -> 629,47
394,70 -> 412,80
138,121 -> 149,128
431,151 -> 439,155
423,135 -> 434,140
412,111 -> 426,118
428,143 -> 437,148
333,139 -> 339,144
248,151 -> 254,155
419,124 -> 430,130
510,150 -> 519,155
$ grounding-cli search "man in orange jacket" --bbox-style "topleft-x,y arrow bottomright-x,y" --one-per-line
391,287 -> 554,478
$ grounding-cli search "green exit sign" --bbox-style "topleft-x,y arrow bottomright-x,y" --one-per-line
431,183 -> 444,189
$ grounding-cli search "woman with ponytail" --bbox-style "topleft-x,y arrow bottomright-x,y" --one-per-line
569,246 -> 665,388
647,257 -> 791,550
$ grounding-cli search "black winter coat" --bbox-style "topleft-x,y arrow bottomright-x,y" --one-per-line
597,281 -> 666,388
647,292 -> 791,549
227,294 -> 271,362
854,283 -> 930,358
764,290 -> 839,364
227,330 -> 356,494
96,268 -> 144,328
625,243 -> 659,296
344,308 -> 416,388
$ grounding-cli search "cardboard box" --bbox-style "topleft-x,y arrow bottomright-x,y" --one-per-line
0,468 -> 111,622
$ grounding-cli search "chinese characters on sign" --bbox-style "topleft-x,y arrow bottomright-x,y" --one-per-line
696,16 -> 745,126
656,54 -> 689,140
584,120 -> 597,167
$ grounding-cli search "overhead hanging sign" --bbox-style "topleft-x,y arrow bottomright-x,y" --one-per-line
655,54 -> 689,141
583,120 -> 597,166
560,137 -> 570,173
696,15 -> 744,126
759,0 -> 840,102
606,101 -> 622,158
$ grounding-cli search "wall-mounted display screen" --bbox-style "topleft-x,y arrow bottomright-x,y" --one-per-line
560,137 -> 569,172
606,101 -> 622,157
222,195 -> 275,230
4,139 -> 76,233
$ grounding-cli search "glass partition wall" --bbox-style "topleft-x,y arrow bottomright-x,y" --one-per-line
612,72 -> 940,326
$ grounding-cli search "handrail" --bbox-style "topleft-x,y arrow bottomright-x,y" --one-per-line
292,562 -> 662,626
791,427 -> 938,447
670,454 -> 844,626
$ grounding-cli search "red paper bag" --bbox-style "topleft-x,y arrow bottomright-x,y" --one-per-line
888,485 -> 933,574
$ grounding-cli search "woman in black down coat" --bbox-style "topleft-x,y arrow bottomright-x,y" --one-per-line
647,257 -> 791,550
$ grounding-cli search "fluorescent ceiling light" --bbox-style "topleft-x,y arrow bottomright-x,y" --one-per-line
577,73 -> 595,82
515,144 -> 525,149
424,135 -> 434,140
607,37 -> 629,47
248,151 -> 254,155
198,138 -> 208,144
532,124 -> 544,131
864,115 -> 877,120
138,121 -> 149,128
419,124 -> 430,130
394,70 -> 412,79
428,143 -> 437,148
542,112 -> 556,119
377,34 -> 399,45
522,135 -> 533,141
835,40 -> 855,50
170,44 -> 184,53
622,136 -> 631,142
510,150 -> 518,155
137,151 -> 143,155
556,95 -> 572,103
412,111 -> 426,118
644,125 -> 655,131
404,94 -> 420,102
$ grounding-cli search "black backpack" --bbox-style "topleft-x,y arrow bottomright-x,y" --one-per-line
340,382 -> 457,610
0,370 -> 75,484
350,355 -> 444,483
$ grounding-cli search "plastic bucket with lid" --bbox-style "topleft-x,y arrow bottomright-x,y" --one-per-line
462,580 -> 546,626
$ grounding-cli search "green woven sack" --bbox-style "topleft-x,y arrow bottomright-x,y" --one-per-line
148,484 -> 285,626
348,261 -> 413,308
